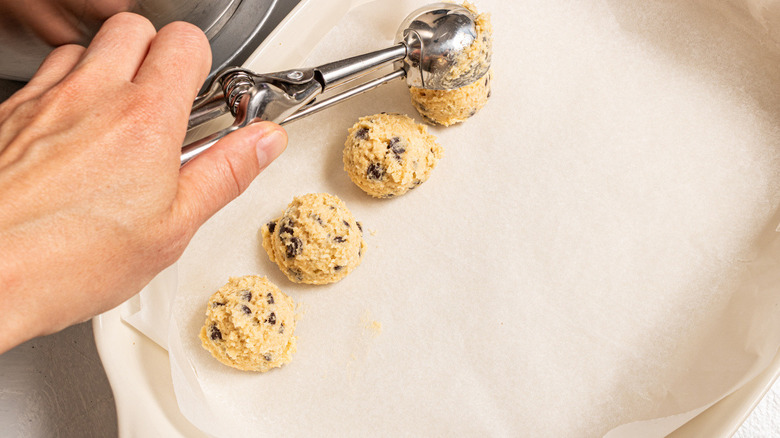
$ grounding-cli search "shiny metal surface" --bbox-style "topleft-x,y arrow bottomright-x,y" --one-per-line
395,3 -> 486,89
0,0 -> 302,82
181,3 -> 489,164
314,44 -> 407,89
181,67 -> 322,165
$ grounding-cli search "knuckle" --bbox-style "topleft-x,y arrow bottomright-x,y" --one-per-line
163,21 -> 206,41
104,12 -> 155,36
161,21 -> 210,56
46,43 -> 85,63
218,153 -> 249,199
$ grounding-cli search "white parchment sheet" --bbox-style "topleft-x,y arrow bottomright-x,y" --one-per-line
123,0 -> 780,436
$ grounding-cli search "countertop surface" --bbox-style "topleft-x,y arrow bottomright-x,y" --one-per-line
0,321 -> 777,438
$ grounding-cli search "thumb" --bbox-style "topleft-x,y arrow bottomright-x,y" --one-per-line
174,121 -> 287,228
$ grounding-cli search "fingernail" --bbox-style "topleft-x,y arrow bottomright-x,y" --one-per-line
256,128 -> 287,169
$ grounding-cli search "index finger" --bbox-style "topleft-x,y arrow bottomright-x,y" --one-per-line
133,21 -> 212,125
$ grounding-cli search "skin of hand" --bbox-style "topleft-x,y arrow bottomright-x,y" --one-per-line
0,13 -> 288,354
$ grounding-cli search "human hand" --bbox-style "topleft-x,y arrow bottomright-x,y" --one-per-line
0,13 -> 288,353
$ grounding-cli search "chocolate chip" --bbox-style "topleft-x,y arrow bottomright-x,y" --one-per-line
241,305 -> 252,315
355,127 -> 369,140
209,324 -> 222,341
285,237 -> 302,258
266,292 -> 274,304
487,90 -> 492,99
212,302 -> 226,307
311,214 -> 324,226
343,220 -> 350,228
421,114 -> 440,125
468,109 -> 477,117
367,163 -> 385,181
387,137 -> 406,161
333,236 -> 347,243
279,219 -> 295,236
265,312 -> 276,325
263,354 -> 272,361
266,221 -> 276,233
240,290 -> 252,301
289,269 -> 303,282
334,265 -> 343,271
356,222 -> 363,233
383,193 -> 396,198
279,323 -> 285,334
410,179 -> 423,190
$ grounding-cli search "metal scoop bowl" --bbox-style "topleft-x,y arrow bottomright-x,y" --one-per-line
182,2 -> 489,165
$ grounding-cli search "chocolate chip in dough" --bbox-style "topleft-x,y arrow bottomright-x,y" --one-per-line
387,137 -> 406,161
285,237 -> 302,258
289,269 -> 304,282
367,163 -> 386,181
355,127 -> 369,140
209,324 -> 222,341
266,292 -> 274,304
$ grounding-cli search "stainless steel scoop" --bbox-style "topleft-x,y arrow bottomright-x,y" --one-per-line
181,2 -> 489,165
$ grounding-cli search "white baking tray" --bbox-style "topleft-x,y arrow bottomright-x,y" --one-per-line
94,0 -> 780,436
93,304 -> 780,437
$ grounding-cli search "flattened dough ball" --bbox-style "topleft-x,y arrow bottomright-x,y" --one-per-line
262,193 -> 366,284
343,113 -> 443,198
199,275 -> 297,372
409,3 -> 493,126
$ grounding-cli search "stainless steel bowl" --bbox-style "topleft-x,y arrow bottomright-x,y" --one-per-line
0,0 -> 302,82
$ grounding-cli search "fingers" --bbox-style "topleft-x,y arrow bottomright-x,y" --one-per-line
0,44 -> 85,120
73,12 -> 156,82
133,21 -> 211,125
28,44 -> 86,93
173,122 -> 287,230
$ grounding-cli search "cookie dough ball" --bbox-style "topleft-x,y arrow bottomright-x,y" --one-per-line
410,70 -> 492,127
343,113 -> 443,198
409,3 -> 493,126
199,275 -> 297,372
262,193 -> 365,284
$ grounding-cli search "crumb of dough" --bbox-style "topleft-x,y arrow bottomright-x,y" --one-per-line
409,2 -> 493,126
262,193 -> 366,284
199,275 -> 297,372
343,113 -> 443,198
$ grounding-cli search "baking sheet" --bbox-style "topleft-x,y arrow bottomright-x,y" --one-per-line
124,0 -> 780,436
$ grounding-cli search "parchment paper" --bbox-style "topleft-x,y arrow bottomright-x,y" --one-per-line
123,0 -> 780,436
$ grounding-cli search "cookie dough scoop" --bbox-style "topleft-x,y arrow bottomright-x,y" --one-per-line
182,3 -> 490,163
